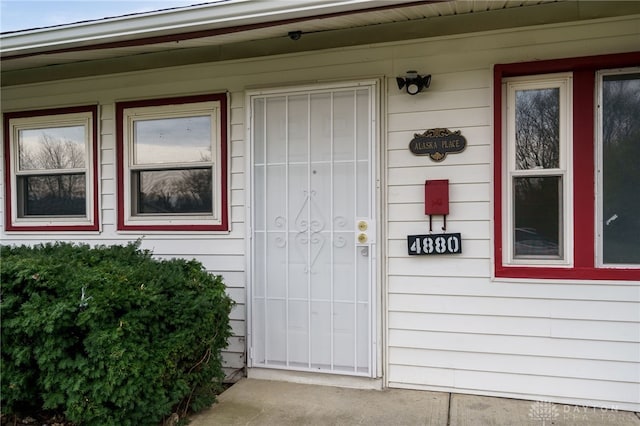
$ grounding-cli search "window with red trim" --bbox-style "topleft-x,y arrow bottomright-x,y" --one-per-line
494,52 -> 640,280
3,106 -> 99,231
116,94 -> 228,232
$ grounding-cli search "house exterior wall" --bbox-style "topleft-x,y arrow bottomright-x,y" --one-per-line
2,14 -> 638,410
384,17 -> 640,412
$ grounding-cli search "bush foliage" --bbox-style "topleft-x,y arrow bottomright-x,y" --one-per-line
1,242 -> 234,425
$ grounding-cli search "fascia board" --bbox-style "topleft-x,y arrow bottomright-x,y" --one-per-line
0,0 -> 422,55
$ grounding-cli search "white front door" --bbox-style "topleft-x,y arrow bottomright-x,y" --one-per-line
249,82 -> 377,376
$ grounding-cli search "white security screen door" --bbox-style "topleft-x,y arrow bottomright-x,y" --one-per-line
250,82 -> 376,376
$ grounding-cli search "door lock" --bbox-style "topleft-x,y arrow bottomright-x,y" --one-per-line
356,219 -> 374,245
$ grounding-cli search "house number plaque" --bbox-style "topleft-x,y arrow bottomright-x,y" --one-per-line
409,128 -> 467,161
407,233 -> 462,255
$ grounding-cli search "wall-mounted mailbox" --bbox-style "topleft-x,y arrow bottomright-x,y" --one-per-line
425,179 -> 449,215
425,179 -> 449,231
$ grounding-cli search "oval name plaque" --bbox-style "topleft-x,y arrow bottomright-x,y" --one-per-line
409,128 -> 467,162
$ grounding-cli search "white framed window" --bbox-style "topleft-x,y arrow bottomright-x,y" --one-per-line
116,94 -> 228,231
596,68 -> 640,267
3,106 -> 98,231
503,74 -> 573,266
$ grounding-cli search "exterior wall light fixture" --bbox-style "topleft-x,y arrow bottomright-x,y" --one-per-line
396,71 -> 431,95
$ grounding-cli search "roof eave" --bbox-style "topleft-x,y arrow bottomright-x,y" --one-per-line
0,0 -> 432,56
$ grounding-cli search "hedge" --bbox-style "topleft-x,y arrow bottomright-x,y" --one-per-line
1,242 -> 234,425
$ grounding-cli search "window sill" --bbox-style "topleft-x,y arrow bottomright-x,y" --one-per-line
495,265 -> 640,281
4,222 -> 99,232
117,223 -> 228,232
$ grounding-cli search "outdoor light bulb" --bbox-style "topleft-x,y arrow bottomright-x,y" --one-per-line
407,81 -> 420,95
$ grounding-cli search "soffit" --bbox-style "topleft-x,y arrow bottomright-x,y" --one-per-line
1,1 -> 555,71
2,0 -> 639,86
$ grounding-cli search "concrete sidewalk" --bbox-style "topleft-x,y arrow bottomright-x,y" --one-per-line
188,378 -> 640,425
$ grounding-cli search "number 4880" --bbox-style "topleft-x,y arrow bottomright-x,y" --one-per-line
408,233 -> 461,255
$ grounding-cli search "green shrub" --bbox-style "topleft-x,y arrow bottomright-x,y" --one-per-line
1,242 -> 234,425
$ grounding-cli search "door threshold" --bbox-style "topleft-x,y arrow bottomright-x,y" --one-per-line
247,367 -> 383,390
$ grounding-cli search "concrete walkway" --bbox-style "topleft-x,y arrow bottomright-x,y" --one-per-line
189,378 -> 640,426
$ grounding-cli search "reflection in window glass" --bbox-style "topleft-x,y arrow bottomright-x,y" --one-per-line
18,126 -> 86,170
602,73 -> 640,264
515,88 -> 560,170
133,116 -> 212,164
135,168 -> 212,214
18,174 -> 86,216
514,176 -> 561,257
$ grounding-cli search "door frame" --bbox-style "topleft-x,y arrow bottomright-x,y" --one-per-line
244,79 -> 384,380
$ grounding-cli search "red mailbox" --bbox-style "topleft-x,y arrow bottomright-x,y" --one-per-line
425,179 -> 449,215
425,179 -> 449,231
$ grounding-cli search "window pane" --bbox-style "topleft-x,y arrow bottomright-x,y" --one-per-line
134,168 -> 212,214
602,73 -> 640,264
18,126 -> 86,170
18,174 -> 86,216
514,176 -> 561,257
515,88 -> 560,170
133,116 -> 212,164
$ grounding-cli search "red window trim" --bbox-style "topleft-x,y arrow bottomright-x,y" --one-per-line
3,105 -> 100,232
494,51 -> 640,281
115,93 -> 229,232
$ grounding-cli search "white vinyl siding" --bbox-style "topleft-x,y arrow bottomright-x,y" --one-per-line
1,13 -> 639,409
384,16 -> 639,412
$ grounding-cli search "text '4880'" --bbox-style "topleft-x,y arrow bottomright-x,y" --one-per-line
408,233 -> 462,255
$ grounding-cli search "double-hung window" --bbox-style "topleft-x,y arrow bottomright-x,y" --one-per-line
505,75 -> 572,266
116,94 -> 228,231
495,52 -> 639,280
3,106 -> 99,231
